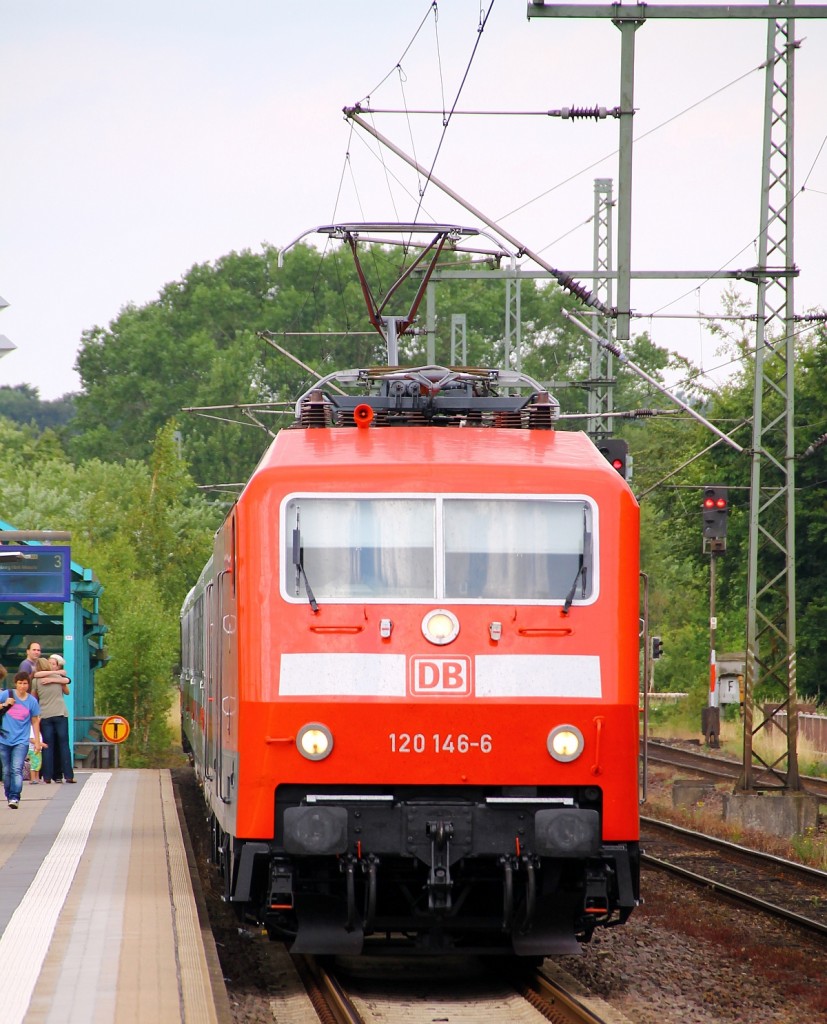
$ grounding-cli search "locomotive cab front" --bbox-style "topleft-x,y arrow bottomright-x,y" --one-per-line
181,367 -> 641,957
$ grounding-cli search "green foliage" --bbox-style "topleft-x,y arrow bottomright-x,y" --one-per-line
635,311 -> 827,705
92,573 -> 178,765
7,249 -> 827,752
68,243 -> 691,489
644,697 -> 699,734
0,420 -> 218,762
69,244 -> 391,486
0,384 -> 76,433
789,324 -> 827,701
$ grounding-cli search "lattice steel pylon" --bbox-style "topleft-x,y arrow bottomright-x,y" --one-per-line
587,178 -> 615,440
740,3 -> 800,792
504,269 -> 523,373
526,0 -> 827,792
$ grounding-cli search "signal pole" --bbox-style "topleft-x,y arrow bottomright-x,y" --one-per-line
706,552 -> 720,748
701,486 -> 728,747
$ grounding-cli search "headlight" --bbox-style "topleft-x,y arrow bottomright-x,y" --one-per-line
422,608 -> 460,645
296,723 -> 334,761
547,724 -> 584,762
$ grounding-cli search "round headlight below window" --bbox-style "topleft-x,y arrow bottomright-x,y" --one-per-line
297,723 -> 334,761
422,608 -> 460,645
547,724 -> 584,762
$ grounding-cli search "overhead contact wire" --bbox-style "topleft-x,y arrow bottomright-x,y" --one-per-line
801,133 -> 827,191
357,1 -> 438,105
412,0 -> 496,224
498,61 -> 765,224
646,44 -> 821,325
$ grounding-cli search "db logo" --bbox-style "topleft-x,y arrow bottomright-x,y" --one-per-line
409,656 -> 473,697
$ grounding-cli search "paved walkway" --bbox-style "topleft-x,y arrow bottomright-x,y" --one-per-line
0,770 -> 230,1024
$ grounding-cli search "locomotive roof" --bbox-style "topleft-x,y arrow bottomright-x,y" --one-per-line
241,365 -> 632,498
250,421 -> 617,481
288,364 -> 560,431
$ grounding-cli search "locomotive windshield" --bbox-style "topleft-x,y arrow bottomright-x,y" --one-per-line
283,494 -> 594,604
443,498 -> 591,600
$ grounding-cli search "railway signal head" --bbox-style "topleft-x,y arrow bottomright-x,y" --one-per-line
651,636 -> 663,660
597,438 -> 630,481
701,485 -> 728,552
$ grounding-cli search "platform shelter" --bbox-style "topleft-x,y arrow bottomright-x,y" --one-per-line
0,517 -> 107,752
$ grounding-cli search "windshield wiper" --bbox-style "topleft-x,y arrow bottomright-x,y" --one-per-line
292,524 -> 319,614
562,561 -> 586,616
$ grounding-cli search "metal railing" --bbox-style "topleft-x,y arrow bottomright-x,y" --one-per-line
74,715 -> 124,769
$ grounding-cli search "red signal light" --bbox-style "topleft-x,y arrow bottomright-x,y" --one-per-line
701,485 -> 729,546
597,439 -> 629,479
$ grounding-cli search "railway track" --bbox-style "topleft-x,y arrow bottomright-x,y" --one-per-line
177,765 -> 636,1023
177,761 -> 827,1023
643,740 -> 827,935
642,807 -> 827,940
645,739 -> 827,799
294,953 -> 633,1024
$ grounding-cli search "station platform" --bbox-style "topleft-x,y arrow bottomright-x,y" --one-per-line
0,769 -> 231,1024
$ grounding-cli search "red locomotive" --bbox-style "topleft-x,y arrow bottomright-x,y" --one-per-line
181,363 -> 641,956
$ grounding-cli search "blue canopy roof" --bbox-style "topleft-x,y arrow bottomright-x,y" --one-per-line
0,517 -> 107,749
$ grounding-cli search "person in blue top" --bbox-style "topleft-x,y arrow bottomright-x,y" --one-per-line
0,672 -> 43,808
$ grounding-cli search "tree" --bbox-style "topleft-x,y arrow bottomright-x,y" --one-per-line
632,300 -> 827,707
0,418 -> 218,760
91,568 -> 179,762
788,321 -> 827,702
70,243 -> 687,489
0,384 -> 76,433
69,244 -> 380,486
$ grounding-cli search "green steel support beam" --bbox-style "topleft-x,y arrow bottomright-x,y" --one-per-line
588,179 -> 615,438
504,275 -> 522,372
741,3 -> 800,791
528,3 -> 827,19
529,1 -> 827,792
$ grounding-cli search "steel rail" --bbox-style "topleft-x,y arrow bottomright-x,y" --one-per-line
642,816 -> 827,885
293,955 -> 365,1024
643,853 -> 827,939
520,968 -> 628,1023
645,740 -> 827,798
641,819 -> 827,939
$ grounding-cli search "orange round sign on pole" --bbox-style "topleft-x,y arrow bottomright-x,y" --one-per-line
101,715 -> 131,744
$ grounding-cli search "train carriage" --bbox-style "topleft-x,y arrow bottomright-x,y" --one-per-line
181,364 -> 641,956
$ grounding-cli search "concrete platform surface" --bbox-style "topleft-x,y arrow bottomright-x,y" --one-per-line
0,769 -> 228,1024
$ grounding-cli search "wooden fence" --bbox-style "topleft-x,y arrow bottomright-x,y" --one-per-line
764,706 -> 827,754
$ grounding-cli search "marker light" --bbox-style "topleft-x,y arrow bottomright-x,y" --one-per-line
297,723 -> 334,761
421,608 -> 460,646
547,724 -> 585,762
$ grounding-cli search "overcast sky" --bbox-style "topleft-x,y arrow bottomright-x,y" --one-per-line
1,1 -> 825,400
